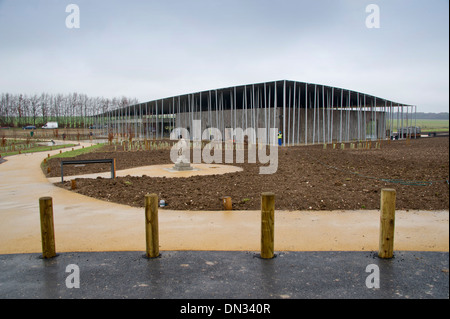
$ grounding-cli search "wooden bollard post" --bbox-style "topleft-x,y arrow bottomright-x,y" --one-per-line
378,189 -> 396,259
39,197 -> 56,258
71,179 -> 76,190
113,158 -> 116,178
261,192 -> 275,259
223,196 -> 232,210
145,194 -> 160,258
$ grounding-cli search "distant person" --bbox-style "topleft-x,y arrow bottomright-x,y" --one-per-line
278,131 -> 282,146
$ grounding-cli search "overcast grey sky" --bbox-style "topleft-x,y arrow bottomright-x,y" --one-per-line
0,0 -> 448,112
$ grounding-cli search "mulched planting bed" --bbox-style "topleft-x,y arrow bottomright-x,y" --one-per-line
47,137 -> 449,211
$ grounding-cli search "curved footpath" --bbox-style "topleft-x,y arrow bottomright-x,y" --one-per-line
0,141 -> 448,255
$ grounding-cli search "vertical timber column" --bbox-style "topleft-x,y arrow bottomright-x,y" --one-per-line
331,87 -> 334,143
264,83 -> 268,144
145,194 -> 160,258
378,189 -> 396,259
414,105 -> 417,139
267,85 -> 271,144
145,102 -> 149,139
134,104 -> 138,138
234,87 -> 237,134
251,85 -> 255,141
261,192 -> 275,259
313,85 -> 316,144
357,93 -> 360,141
322,85 -> 325,144
389,102 -> 393,140
274,83 -> 277,145
244,86 -> 248,130
292,82 -> 296,145
283,80 -> 286,146
305,83 -> 308,145
155,100 -> 159,140
170,98 -> 174,138
383,101 -> 387,140
161,99 -> 164,139
401,105 -> 404,139
347,91 -> 350,142
39,197 -> 56,259
373,99 -> 376,140
339,89 -> 343,143
216,90 -> 220,132
287,85 -> 291,145
363,95 -> 367,142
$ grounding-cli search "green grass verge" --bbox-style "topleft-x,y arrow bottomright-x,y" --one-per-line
49,143 -> 106,159
0,143 -> 76,157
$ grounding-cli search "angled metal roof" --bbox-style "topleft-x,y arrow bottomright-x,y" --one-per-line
104,80 -> 412,116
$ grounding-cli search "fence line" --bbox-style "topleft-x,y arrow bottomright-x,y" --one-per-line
38,189 -> 397,259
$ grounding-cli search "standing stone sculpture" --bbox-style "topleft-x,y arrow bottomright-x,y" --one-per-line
172,138 -> 193,171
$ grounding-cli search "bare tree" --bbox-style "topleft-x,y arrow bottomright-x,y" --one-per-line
29,94 -> 39,126
2,93 -> 11,126
41,93 -> 49,124
0,92 -> 139,128
54,94 -> 63,125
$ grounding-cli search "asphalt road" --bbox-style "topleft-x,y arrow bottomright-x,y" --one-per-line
0,250 -> 448,301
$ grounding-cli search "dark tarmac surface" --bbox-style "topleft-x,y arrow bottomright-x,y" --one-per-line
0,250 -> 448,303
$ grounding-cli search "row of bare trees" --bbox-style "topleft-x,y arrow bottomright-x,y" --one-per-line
0,92 -> 138,128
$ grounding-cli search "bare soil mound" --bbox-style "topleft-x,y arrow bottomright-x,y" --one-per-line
46,137 -> 449,211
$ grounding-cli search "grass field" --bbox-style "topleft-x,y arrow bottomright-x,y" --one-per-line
390,119 -> 449,132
